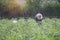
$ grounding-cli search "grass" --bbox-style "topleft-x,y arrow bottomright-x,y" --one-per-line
0,18 -> 60,40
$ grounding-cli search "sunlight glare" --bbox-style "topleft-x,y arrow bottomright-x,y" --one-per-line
16,0 -> 27,7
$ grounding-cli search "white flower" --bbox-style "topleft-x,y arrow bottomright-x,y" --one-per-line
13,20 -> 17,24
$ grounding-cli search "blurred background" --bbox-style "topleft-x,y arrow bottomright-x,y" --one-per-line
0,0 -> 60,18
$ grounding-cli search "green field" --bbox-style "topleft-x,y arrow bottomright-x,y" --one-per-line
0,18 -> 60,40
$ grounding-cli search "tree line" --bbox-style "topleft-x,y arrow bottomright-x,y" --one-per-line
0,0 -> 60,18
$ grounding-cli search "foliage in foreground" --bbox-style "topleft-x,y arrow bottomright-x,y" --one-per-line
0,18 -> 60,40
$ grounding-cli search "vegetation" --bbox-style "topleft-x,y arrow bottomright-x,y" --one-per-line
27,0 -> 60,17
0,0 -> 60,40
42,2 -> 60,17
0,0 -> 60,17
0,18 -> 60,40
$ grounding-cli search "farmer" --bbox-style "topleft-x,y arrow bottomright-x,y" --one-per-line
35,13 -> 43,23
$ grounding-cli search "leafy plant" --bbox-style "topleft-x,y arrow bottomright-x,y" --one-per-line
0,18 -> 60,40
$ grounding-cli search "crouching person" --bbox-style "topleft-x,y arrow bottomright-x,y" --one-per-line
35,13 -> 43,24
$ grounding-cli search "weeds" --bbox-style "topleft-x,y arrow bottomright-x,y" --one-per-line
0,18 -> 60,40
